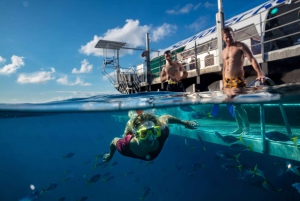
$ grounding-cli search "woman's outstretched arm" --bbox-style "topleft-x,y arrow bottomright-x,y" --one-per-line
103,137 -> 121,162
159,115 -> 199,129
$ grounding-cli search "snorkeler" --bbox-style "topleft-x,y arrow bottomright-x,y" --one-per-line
103,111 -> 199,162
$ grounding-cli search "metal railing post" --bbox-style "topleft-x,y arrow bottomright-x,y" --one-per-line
279,103 -> 292,135
260,13 -> 265,62
216,0 -> 224,70
116,49 -> 120,84
195,41 -> 201,86
160,56 -> 164,90
146,33 -> 151,91
260,104 -> 267,154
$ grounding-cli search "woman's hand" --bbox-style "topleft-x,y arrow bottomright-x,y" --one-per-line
102,153 -> 112,162
185,120 -> 199,129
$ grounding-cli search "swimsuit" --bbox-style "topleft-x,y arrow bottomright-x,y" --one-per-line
224,77 -> 246,88
116,126 -> 170,161
166,80 -> 186,92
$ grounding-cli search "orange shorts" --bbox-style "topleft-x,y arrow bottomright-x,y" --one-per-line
224,77 -> 246,88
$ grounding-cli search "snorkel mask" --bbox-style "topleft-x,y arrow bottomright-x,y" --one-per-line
135,121 -> 161,141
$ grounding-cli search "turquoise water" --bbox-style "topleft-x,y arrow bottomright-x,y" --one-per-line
0,88 -> 300,201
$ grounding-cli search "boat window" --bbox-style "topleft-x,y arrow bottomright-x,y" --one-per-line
205,54 -> 214,67
264,1 -> 300,52
234,25 -> 259,42
234,24 -> 261,55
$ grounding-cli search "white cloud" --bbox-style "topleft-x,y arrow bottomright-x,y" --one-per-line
166,2 -> 215,15
48,96 -> 73,102
0,55 -> 24,75
72,59 -> 93,74
0,56 -> 6,64
166,3 -> 205,15
17,68 -> 55,84
48,90 -> 119,102
151,23 -> 177,42
204,1 -> 215,8
56,76 -> 91,86
166,4 -> 193,14
56,90 -> 115,95
194,3 -> 202,10
80,19 -> 176,57
102,75 -> 109,81
186,16 -> 210,31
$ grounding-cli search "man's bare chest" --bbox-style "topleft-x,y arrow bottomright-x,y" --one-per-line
225,46 -> 242,59
166,65 -> 180,74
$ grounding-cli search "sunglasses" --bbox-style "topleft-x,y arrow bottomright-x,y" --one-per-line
136,126 -> 161,140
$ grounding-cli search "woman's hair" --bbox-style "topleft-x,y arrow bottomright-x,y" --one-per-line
132,113 -> 161,129
123,113 -> 162,137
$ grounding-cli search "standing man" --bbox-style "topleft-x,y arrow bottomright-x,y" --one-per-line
221,26 -> 266,135
160,50 -> 188,92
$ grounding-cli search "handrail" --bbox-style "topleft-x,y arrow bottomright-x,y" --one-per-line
265,5 -> 300,22
251,31 -> 300,47
152,12 -> 299,69
232,5 -> 300,36
177,3 -> 300,66
264,18 -> 300,35
121,2 -> 300,89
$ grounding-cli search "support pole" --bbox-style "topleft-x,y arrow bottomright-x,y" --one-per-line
279,103 -> 292,135
160,56 -> 164,90
195,41 -> 200,85
260,104 -> 267,154
216,0 -> 225,69
146,33 -> 151,91
259,13 -> 265,62
116,49 -> 120,84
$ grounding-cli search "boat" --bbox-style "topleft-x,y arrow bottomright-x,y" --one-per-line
92,0 -> 300,161
96,0 -> 300,94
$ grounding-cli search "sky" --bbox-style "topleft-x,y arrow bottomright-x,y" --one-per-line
0,0 -> 267,103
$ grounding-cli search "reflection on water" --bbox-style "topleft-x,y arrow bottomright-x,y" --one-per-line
0,85 -> 300,201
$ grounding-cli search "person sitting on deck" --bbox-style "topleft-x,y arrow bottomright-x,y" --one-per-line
102,110 -> 199,162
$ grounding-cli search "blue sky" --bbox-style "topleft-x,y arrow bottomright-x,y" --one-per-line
0,0 -> 266,103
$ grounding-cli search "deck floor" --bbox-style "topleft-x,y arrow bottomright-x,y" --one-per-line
172,118 -> 300,161
197,118 -> 300,137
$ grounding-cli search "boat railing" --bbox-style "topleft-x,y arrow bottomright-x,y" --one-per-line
106,2 -> 300,90
115,66 -> 141,94
149,3 -> 300,79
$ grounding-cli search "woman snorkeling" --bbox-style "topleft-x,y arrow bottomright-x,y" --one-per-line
103,111 -> 199,162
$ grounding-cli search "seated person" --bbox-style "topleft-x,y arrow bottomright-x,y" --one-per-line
103,111 -> 199,162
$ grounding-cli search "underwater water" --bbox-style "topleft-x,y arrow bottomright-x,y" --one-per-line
0,88 -> 300,201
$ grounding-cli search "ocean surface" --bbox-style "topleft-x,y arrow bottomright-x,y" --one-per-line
1,85 -> 300,201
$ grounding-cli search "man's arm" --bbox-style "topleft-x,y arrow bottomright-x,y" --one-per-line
160,66 -> 168,82
178,63 -> 188,81
159,115 -> 199,129
240,42 -> 265,83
